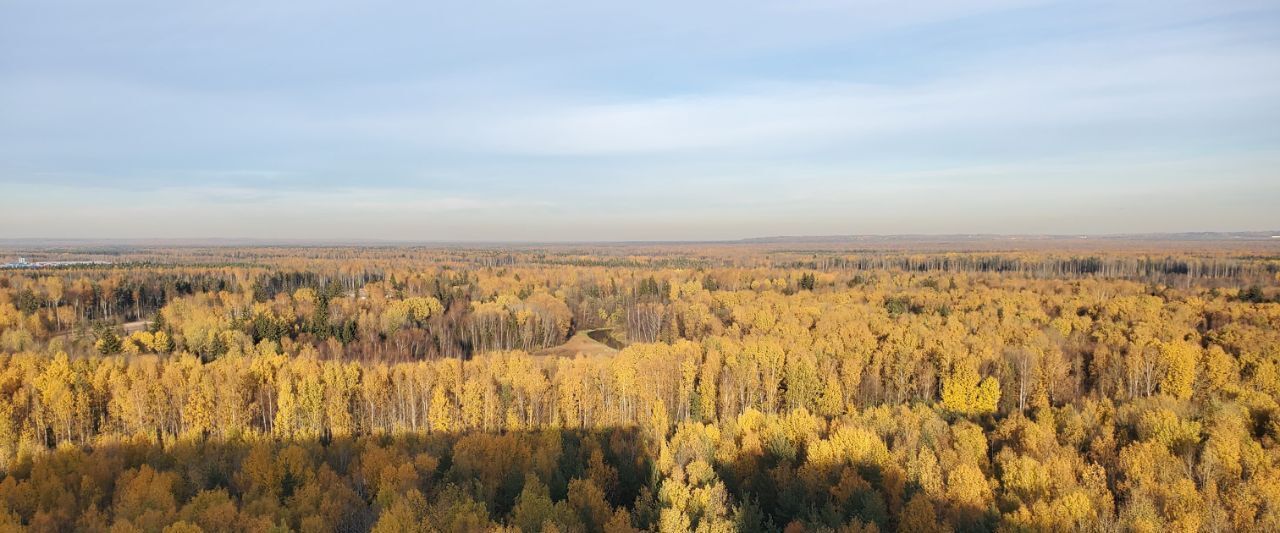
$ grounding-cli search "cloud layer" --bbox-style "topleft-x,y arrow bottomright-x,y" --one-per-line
2,0 -> 1278,239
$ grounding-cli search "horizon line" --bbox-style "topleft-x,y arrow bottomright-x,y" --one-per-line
1,230 -> 1279,248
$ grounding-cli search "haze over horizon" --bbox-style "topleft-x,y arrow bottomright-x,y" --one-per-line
3,0 -> 1279,240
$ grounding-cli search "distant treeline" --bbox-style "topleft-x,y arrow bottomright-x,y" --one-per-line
785,253 -> 1277,282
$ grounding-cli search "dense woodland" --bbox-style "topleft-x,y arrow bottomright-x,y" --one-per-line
0,245 -> 1279,532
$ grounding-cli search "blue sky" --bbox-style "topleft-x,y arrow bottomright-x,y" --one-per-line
2,0 -> 1278,240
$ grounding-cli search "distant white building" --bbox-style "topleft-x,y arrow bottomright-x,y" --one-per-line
1,257 -> 110,269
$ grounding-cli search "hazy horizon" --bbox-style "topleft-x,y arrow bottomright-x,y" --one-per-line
4,0 -> 1279,240
2,230 -> 1279,250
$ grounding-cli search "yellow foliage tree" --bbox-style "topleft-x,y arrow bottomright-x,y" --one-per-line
941,362 -> 1000,416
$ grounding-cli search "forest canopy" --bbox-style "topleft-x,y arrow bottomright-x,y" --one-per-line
0,243 -> 1278,532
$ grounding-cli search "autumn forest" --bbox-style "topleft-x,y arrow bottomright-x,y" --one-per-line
0,242 -> 1278,532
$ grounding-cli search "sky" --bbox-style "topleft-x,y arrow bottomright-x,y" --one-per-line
2,0 -> 1279,241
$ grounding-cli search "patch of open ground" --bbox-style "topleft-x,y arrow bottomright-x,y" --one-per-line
52,320 -> 151,341
121,320 -> 150,333
534,329 -> 620,359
